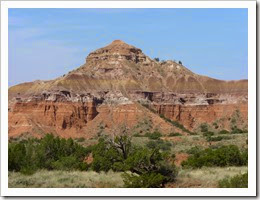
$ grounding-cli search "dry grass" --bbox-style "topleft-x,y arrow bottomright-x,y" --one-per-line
166,133 -> 248,154
8,166 -> 248,188
171,166 -> 248,188
166,135 -> 207,153
213,133 -> 248,149
9,170 -> 124,188
8,132 -> 248,188
131,136 -> 150,147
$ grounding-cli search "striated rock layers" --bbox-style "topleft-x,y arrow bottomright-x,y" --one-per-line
8,40 -> 248,139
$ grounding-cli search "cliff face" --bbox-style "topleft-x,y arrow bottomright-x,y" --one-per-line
9,101 -> 98,138
154,103 -> 248,130
8,40 -> 248,138
9,99 -> 187,139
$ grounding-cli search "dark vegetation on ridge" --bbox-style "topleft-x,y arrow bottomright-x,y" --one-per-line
140,103 -> 194,135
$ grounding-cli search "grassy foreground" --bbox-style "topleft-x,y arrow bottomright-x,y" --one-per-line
172,166 -> 248,188
9,166 -> 247,188
8,170 -> 124,188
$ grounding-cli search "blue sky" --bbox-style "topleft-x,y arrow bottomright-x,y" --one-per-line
9,8 -> 248,86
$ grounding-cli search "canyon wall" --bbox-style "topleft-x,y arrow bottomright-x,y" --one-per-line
154,103 -> 248,130
9,90 -> 248,139
8,40 -> 248,139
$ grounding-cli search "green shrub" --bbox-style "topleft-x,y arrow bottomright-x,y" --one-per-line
76,137 -> 85,142
8,142 -> 27,172
8,139 -> 39,174
51,156 -> 89,171
241,148 -> 248,165
203,131 -> 214,137
146,139 -> 172,151
8,134 -> 91,173
181,145 -> 248,169
144,132 -> 162,140
168,132 -> 182,137
219,173 -> 248,188
123,147 -> 177,188
91,137 -> 125,172
133,133 -> 142,137
186,146 -> 203,155
35,134 -> 90,170
91,135 -> 178,187
200,123 -> 209,133
146,140 -> 157,149
231,127 -> 244,134
213,122 -> 219,129
206,136 -> 231,142
218,130 -> 229,134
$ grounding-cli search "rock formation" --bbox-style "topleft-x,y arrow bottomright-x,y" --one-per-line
8,40 -> 248,139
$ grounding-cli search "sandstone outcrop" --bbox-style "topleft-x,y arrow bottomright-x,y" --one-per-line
8,40 -> 248,139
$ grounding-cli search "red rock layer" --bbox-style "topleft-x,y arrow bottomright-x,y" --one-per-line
9,101 -> 185,139
9,101 -> 98,138
154,103 -> 248,130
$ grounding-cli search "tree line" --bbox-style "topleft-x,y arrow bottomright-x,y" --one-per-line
9,133 -> 248,188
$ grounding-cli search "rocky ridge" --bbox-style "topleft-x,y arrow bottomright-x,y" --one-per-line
8,40 -> 248,139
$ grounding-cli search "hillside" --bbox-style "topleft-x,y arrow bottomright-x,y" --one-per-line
8,40 -> 248,139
